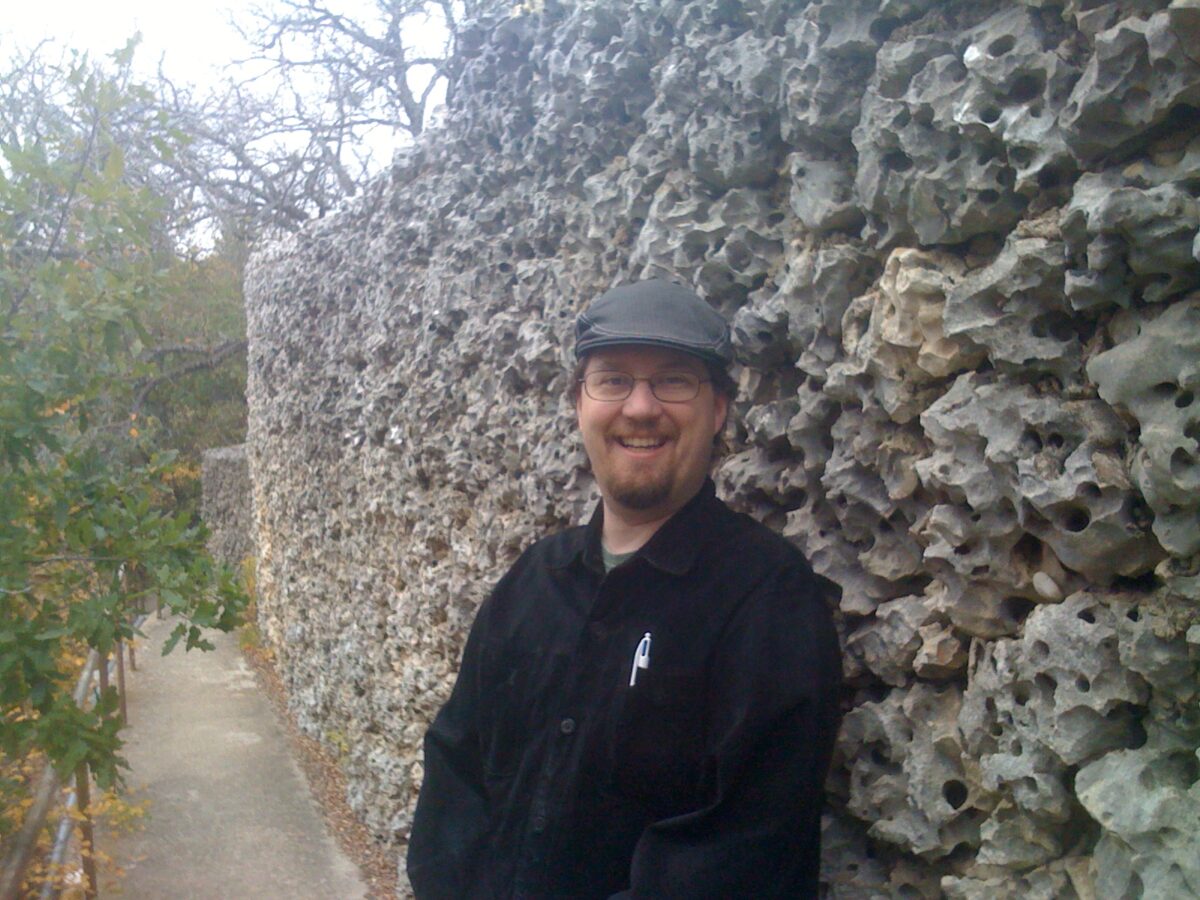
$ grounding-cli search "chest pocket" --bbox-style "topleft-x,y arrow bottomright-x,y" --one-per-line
608,667 -> 706,817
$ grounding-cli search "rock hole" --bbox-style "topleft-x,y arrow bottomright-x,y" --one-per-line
725,241 -> 752,270
1125,715 -> 1149,749
870,747 -> 889,766
1047,433 -> 1064,449
942,779 -> 969,809
1012,532 -> 1042,568
869,16 -> 901,43
1014,684 -> 1031,705
1030,639 -> 1050,662
946,145 -> 961,162
1004,596 -> 1036,625
980,106 -> 1002,125
1170,447 -> 1195,478
1037,167 -> 1062,190
1175,390 -> 1194,408
1127,607 -> 1141,622
1075,675 -> 1091,693
1009,73 -> 1044,104
1036,673 -> 1057,696
1153,382 -> 1178,399
945,842 -> 974,864
1011,147 -> 1034,167
988,35 -> 1016,57
1021,429 -> 1043,453
1081,482 -> 1101,499
1186,421 -> 1200,442
954,542 -> 973,555
1065,508 -> 1094,535
883,151 -> 913,172
1078,607 -> 1096,624
979,189 -> 1000,203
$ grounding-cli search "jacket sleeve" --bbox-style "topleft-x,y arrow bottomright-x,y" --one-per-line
617,570 -> 843,899
406,609 -> 492,899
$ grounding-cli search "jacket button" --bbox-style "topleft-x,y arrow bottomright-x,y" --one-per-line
532,814 -> 547,832
559,717 -> 577,735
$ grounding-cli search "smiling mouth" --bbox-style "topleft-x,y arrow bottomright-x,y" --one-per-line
616,436 -> 668,450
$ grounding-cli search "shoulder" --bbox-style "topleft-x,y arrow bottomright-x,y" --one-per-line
505,524 -> 588,576
482,524 -> 588,611
710,500 -> 818,586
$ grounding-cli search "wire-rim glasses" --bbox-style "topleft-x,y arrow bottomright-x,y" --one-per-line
580,371 -> 710,403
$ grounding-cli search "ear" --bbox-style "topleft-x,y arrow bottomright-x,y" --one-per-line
712,391 -> 728,437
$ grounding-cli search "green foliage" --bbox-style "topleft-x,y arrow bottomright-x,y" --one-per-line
0,43 -> 247,835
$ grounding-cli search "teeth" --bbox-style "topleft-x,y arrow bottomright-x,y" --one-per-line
619,438 -> 665,448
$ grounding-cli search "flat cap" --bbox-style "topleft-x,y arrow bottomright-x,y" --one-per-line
574,280 -> 732,367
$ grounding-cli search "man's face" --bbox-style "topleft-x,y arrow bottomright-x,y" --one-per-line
576,346 -> 728,524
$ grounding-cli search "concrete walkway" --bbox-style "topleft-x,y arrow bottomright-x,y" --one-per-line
97,615 -> 367,899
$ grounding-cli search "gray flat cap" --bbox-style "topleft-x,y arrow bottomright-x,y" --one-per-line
574,280 -> 732,367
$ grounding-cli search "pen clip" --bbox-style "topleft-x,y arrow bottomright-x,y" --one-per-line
628,632 -> 652,687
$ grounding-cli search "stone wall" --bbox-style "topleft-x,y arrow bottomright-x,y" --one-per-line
200,444 -> 255,570
243,1 -> 1200,896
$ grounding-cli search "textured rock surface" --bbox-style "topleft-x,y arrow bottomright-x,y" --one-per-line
238,0 -> 1200,895
201,445 -> 254,569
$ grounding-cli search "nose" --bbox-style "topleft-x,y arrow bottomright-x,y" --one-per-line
621,379 -> 664,418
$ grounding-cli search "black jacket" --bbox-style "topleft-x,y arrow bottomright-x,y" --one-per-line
407,480 -> 842,899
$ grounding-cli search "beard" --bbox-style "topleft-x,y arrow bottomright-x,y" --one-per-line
606,471 -> 673,511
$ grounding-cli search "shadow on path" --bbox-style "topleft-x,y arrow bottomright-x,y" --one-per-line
97,615 -> 367,899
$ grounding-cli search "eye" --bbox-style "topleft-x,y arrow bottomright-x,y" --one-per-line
656,372 -> 694,389
593,372 -> 632,388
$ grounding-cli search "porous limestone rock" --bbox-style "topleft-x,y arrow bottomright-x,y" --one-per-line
201,445 -> 254,569
235,0 -> 1200,894
1087,298 -> 1200,557
1061,2 -> 1200,164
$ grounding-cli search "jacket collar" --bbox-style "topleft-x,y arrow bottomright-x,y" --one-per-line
571,479 -> 722,577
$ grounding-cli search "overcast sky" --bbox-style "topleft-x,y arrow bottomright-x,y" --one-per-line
2,1 -> 252,88
3,1 -> 452,175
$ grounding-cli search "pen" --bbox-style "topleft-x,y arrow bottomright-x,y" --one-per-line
629,632 -> 652,687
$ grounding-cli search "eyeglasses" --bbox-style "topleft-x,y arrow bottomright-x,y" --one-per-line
580,371 -> 710,403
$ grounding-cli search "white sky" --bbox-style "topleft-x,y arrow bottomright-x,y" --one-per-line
2,0 -> 450,176
1,1 -> 252,88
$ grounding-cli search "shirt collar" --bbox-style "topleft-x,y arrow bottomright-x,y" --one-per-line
570,479 -> 722,576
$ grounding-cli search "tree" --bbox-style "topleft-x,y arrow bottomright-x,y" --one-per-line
237,0 -> 472,139
167,0 -> 497,235
0,41 -> 246,838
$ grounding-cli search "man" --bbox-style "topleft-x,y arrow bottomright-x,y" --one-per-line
407,280 -> 842,898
